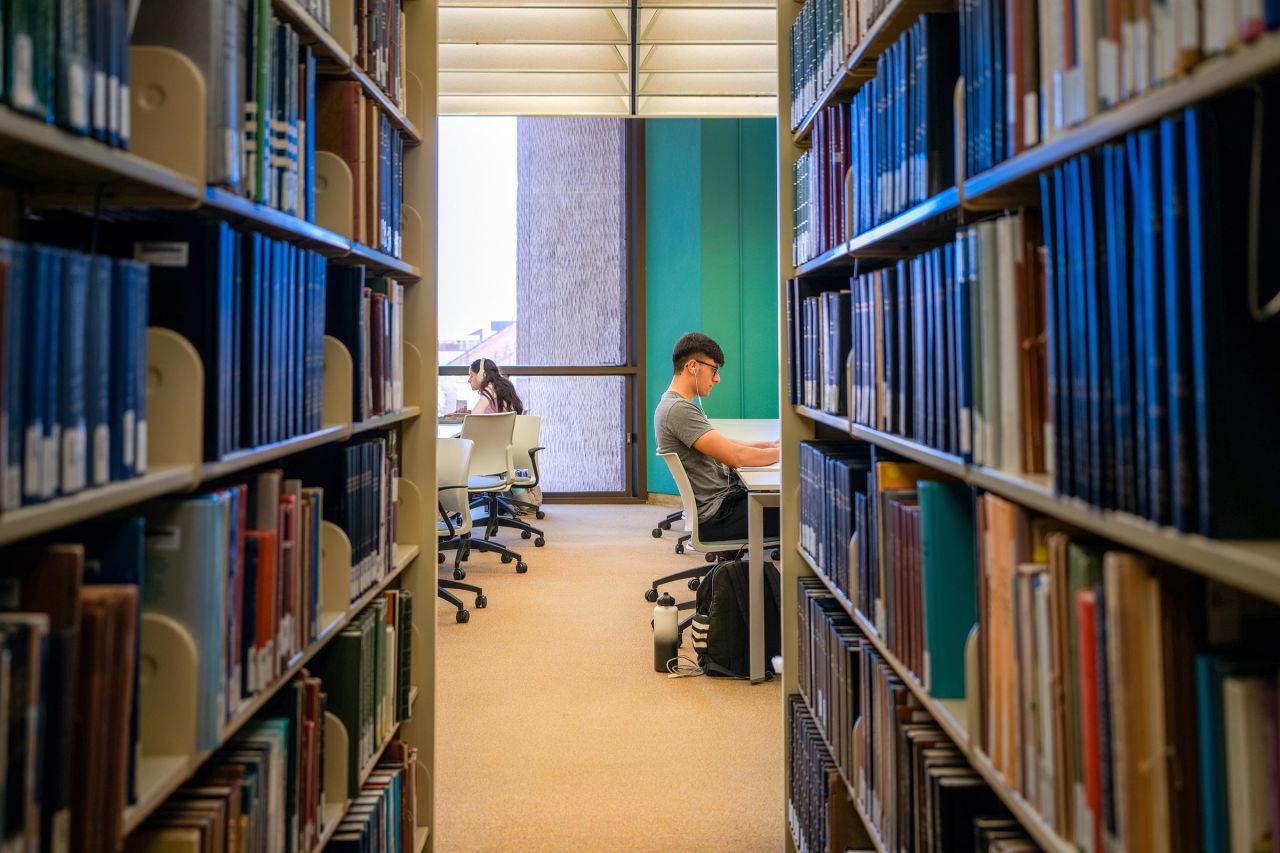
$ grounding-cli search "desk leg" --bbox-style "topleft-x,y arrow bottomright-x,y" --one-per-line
748,493 -> 765,684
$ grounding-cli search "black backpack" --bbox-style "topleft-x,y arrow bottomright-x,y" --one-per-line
689,557 -> 781,678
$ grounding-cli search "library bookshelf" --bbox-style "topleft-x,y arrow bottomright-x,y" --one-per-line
778,2 -> 1280,851
0,0 -> 439,849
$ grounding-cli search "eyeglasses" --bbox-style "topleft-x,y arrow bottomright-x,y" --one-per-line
693,359 -> 722,378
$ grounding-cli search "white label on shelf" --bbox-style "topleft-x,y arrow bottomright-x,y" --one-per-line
43,427 -> 59,498
62,426 -> 87,494
13,36 -> 34,110
108,75 -> 120,138
23,425 -> 40,497
132,242 -> 190,268
145,525 -> 182,551
69,63 -> 89,130
135,419 -> 147,474
120,83 -> 131,145
93,70 -> 107,133
122,410 -> 135,468
93,424 -> 109,486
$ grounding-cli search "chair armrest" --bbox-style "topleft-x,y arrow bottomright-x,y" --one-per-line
438,484 -> 469,492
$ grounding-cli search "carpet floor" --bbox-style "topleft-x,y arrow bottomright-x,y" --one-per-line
434,503 -> 783,852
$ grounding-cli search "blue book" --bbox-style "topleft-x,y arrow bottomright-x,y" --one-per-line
109,258 -> 139,481
1065,160 -> 1089,502
55,0 -> 92,135
1083,153 -> 1115,510
917,480 -> 975,699
0,240 -> 27,511
1051,167 -> 1072,498
1038,174 -> 1061,484
1268,0 -> 1280,26
241,534 -> 260,698
1104,145 -> 1135,515
43,250 -> 63,500
1160,115 -> 1196,532
142,493 -> 230,751
85,256 -> 113,488
58,251 -> 89,496
241,232 -> 263,449
1126,134 -> 1150,520
130,261 -> 150,476
1138,129 -> 1170,526
78,515 -> 145,805
24,247 -> 55,503
231,230 -> 243,454
303,46 -> 317,223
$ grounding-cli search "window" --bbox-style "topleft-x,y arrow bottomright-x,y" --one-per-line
438,116 -> 640,496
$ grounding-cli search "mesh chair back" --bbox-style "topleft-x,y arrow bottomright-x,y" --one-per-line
460,412 -> 516,479
511,415 -> 542,484
436,438 -> 474,536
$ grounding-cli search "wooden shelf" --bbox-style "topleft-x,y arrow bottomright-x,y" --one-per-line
794,241 -> 854,277
198,425 -> 349,484
796,545 -> 1070,851
350,407 -> 422,437
349,66 -> 423,145
203,186 -> 350,255
359,722 -> 403,788
847,421 -> 967,479
0,106 -> 200,207
0,466 -> 196,547
795,691 -> 886,853
793,405 -> 1280,604
962,28 -> 1280,209
123,755 -> 195,836
792,0 -> 954,144
316,802 -> 347,851
846,187 -> 962,258
792,404 -> 849,432
392,543 -> 420,574
347,241 -> 422,282
272,0 -> 350,68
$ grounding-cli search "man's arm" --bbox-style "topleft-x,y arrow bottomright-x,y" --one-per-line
692,429 -> 780,469
726,437 -> 780,449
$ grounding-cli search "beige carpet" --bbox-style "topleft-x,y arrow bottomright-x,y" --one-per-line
434,503 -> 783,852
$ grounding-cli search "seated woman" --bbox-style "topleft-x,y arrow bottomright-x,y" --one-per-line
469,358 -> 525,415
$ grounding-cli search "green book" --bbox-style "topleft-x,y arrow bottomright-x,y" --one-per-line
316,624 -> 362,796
918,480 -> 976,699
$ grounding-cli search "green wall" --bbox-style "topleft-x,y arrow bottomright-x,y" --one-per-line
645,118 -> 779,495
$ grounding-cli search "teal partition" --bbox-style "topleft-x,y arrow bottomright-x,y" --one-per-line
645,118 -> 779,495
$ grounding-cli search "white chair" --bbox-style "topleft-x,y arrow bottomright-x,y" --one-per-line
436,438 -> 487,622
645,452 -> 780,603
488,414 -> 547,544
459,412 -> 528,573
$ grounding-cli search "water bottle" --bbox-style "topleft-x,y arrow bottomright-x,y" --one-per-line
653,592 -> 679,672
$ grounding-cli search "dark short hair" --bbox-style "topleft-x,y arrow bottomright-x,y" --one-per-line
671,332 -> 725,375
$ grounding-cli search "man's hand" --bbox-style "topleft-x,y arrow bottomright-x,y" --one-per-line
692,430 -> 781,469
751,440 -> 780,449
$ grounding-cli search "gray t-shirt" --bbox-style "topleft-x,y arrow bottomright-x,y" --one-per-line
655,390 -> 737,520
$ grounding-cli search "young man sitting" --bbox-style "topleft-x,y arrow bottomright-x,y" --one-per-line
654,332 -> 780,541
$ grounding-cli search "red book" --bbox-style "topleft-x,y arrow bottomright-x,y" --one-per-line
247,530 -> 277,691
1077,588 -> 1102,853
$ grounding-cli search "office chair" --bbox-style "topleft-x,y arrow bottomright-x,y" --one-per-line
436,438 -> 488,622
484,414 -> 547,544
644,453 -> 780,610
651,509 -> 692,555
459,412 -> 530,573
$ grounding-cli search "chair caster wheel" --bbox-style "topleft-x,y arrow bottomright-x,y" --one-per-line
438,552 -> 445,564
675,543 -> 684,555
516,561 -> 529,574
644,588 -> 659,602
659,520 -> 672,530
705,553 -> 718,563
453,568 -> 466,580
522,530 -> 532,540
536,510 -> 545,520
456,609 -> 470,623
652,528 -> 663,538
475,595 -> 488,609
501,555 -> 513,564
688,578 -> 700,591
534,537 -> 545,547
